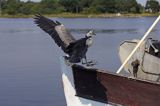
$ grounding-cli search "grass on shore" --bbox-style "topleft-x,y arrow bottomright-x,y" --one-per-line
0,13 -> 159,18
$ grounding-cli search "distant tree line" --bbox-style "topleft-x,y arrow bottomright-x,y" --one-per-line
0,0 -> 160,15
145,0 -> 160,13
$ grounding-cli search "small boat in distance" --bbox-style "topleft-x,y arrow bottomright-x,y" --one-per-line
119,38 -> 160,82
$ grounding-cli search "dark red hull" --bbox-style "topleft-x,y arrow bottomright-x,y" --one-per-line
72,65 -> 160,106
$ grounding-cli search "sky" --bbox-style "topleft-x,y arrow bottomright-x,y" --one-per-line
138,0 -> 160,5
21,0 -> 160,6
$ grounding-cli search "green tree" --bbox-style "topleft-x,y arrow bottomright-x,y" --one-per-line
59,0 -> 81,13
79,0 -> 93,8
38,0 -> 64,14
18,1 -> 36,15
145,0 -> 160,13
115,0 -> 140,13
88,0 -> 116,13
88,0 -> 140,13
0,0 -> 147,15
4,0 -> 21,15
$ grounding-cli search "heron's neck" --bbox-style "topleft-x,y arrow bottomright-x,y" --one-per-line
86,37 -> 93,47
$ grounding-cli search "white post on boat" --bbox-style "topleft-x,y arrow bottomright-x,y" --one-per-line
116,15 -> 160,74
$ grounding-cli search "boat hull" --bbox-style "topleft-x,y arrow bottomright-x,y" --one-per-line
60,57 -> 110,106
60,57 -> 160,106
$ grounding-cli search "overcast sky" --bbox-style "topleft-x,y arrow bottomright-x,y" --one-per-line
21,0 -> 160,6
138,0 -> 160,5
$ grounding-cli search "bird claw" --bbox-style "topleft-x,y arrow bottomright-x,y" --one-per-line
64,56 -> 73,66
82,60 -> 97,67
87,60 -> 97,66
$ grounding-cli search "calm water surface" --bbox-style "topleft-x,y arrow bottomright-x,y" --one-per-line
0,17 -> 160,106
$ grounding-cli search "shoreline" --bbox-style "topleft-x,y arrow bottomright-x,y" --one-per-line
0,13 -> 159,18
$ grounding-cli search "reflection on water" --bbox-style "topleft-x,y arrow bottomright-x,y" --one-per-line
0,17 -> 160,106
1,28 -> 160,35
0,28 -> 139,34
0,29 -> 35,33
69,28 -> 138,34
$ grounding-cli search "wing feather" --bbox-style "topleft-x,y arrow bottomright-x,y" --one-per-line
34,14 -> 76,53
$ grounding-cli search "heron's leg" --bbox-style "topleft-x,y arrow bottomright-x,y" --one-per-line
84,56 -> 88,64
82,55 -> 90,64
82,56 -> 97,66
85,56 -> 97,66
63,56 -> 72,66
82,56 -> 87,64
84,56 -> 94,64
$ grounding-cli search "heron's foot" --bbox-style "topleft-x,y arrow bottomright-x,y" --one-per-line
82,60 -> 97,66
64,56 -> 73,66
87,60 -> 97,66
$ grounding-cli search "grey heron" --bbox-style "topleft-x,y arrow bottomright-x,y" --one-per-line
34,14 -> 96,66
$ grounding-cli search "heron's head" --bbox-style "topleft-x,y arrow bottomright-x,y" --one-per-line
86,30 -> 96,37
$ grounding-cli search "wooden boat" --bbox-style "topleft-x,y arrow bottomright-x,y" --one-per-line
60,57 -> 160,106
60,16 -> 160,106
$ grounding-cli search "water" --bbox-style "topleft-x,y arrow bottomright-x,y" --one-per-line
0,17 -> 160,106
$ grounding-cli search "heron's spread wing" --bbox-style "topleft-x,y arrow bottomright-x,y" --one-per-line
34,14 -> 76,53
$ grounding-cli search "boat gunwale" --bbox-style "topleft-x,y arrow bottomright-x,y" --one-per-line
72,64 -> 160,86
